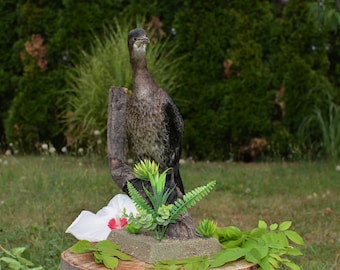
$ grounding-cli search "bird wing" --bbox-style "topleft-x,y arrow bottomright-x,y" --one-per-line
163,93 -> 183,164
163,92 -> 185,194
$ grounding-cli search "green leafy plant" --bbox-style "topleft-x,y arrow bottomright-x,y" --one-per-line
154,256 -> 210,270
124,159 -> 216,241
0,245 -> 44,270
195,218 -> 218,238
135,220 -> 304,270
210,220 -> 304,270
70,240 -> 132,270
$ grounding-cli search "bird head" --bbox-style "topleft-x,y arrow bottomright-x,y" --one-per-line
128,28 -> 150,60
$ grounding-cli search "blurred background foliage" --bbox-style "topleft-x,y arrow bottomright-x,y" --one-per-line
1,0 -> 340,161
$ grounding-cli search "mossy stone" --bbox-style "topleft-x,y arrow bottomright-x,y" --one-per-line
108,230 -> 223,264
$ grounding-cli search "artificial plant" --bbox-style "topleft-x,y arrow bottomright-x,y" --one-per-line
124,159 -> 216,241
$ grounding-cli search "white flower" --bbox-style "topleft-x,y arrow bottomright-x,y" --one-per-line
97,139 -> 102,145
41,143 -> 48,150
5,149 -> 11,156
49,147 -> 56,154
336,165 -> 340,171
65,194 -> 137,242
9,142 -> 13,147
94,130 -> 100,136
61,146 -> 67,153
78,148 -> 84,154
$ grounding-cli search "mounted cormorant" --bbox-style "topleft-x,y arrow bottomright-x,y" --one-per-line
124,28 -> 184,201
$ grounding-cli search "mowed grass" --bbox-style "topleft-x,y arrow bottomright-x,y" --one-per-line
0,155 -> 339,269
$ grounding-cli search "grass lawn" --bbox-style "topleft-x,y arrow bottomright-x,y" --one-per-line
0,155 -> 339,269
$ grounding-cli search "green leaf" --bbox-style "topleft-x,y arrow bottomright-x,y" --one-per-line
216,226 -> 242,242
125,224 -> 141,234
258,220 -> 267,230
70,240 -> 96,253
94,251 -> 104,264
10,247 -> 25,257
156,256 -> 210,270
157,256 -> 208,265
242,239 -> 268,260
284,231 -> 305,246
269,223 -> 278,231
277,231 -> 289,247
210,247 -> 246,268
109,250 -> 132,261
0,246 -> 15,257
220,237 -> 245,249
244,248 -> 263,264
102,255 -> 119,270
95,240 -> 120,252
16,255 -> 34,267
279,221 -> 292,231
10,247 -> 35,267
282,258 -> 301,270
0,257 -> 21,269
268,256 -> 280,268
285,246 -> 303,256
269,253 -> 282,262
169,181 -> 216,222
127,181 -> 155,215
257,256 -> 272,270
249,227 -> 266,238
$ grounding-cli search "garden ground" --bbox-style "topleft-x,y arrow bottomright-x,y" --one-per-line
0,155 -> 339,269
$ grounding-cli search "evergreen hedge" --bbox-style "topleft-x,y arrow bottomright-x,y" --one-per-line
1,0 -> 339,161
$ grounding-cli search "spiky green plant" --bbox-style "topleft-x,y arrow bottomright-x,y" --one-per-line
125,159 -> 216,241
196,219 -> 218,238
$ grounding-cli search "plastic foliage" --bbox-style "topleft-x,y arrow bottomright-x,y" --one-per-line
195,218 -> 218,238
0,245 -> 44,270
144,220 -> 304,270
70,240 -> 132,270
124,159 -> 216,241
210,220 -> 305,270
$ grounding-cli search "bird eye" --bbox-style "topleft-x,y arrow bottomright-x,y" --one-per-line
133,37 -> 137,41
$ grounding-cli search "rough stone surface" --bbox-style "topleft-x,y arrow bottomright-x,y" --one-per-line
108,230 -> 223,264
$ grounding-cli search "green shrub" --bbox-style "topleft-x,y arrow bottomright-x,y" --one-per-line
4,71 -> 66,152
173,1 -> 277,160
2,1 -> 128,152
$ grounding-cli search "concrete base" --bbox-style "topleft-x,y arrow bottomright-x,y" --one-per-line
107,230 -> 223,264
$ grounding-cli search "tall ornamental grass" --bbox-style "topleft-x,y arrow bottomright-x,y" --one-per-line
64,18 -> 182,152
299,92 -> 340,161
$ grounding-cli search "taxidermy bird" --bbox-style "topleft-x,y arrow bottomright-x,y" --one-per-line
125,28 -> 185,201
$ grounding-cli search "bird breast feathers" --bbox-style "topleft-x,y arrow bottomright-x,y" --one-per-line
133,42 -> 147,56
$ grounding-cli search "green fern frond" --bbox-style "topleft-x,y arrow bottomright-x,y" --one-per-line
127,182 -> 156,216
169,180 -> 216,221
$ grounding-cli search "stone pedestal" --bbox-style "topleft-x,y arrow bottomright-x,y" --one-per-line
108,230 -> 222,264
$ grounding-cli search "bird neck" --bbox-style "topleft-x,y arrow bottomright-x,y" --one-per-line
131,57 -> 158,97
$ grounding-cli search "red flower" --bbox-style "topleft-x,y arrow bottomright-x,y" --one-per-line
108,217 -> 128,230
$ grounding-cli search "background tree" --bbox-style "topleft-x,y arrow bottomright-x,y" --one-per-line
1,0 -> 339,161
